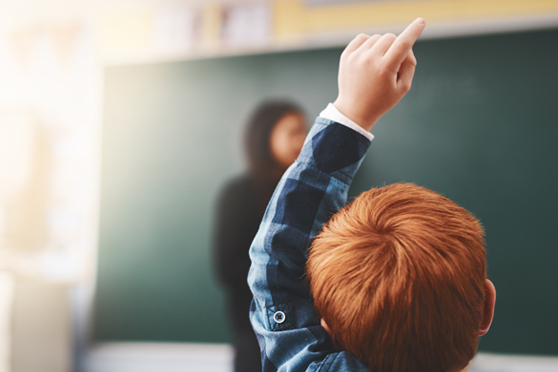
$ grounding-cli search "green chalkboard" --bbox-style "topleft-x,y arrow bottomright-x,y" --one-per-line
95,28 -> 558,355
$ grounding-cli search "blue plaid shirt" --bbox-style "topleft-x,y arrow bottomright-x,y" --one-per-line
248,117 -> 374,372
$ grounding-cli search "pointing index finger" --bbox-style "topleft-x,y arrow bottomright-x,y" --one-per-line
385,18 -> 426,67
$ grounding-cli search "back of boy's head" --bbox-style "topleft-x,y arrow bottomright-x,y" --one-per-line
307,183 -> 486,372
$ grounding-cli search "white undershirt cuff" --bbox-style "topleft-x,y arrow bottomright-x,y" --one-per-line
319,103 -> 374,141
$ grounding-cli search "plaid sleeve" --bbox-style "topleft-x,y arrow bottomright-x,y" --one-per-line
248,117 -> 373,372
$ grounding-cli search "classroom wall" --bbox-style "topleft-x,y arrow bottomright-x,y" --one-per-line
95,27 -> 558,355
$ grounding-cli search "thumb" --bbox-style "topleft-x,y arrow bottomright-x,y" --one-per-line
397,50 -> 416,90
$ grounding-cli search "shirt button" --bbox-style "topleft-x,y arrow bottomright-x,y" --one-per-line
273,311 -> 286,324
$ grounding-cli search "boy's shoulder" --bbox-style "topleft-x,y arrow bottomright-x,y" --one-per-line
283,350 -> 370,372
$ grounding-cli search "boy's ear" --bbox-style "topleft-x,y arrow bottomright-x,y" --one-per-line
321,318 -> 334,338
479,279 -> 496,336
321,318 -> 344,351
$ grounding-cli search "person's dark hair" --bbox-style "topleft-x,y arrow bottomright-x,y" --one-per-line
244,99 -> 304,178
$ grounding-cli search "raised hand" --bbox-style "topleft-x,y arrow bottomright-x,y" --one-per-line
333,18 -> 426,131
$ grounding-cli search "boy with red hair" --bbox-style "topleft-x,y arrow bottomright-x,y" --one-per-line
248,18 -> 496,372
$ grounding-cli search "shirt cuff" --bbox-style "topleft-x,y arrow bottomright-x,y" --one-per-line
319,103 -> 374,141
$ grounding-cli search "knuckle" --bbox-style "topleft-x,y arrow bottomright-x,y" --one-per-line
355,33 -> 369,41
397,38 -> 412,49
343,52 -> 359,66
383,33 -> 397,41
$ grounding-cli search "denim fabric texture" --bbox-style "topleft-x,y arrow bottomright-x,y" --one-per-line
248,117 -> 373,372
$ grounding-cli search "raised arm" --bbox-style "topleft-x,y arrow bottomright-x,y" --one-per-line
248,116 -> 372,370
248,18 -> 426,372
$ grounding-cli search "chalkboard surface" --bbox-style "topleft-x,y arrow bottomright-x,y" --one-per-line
95,28 -> 558,355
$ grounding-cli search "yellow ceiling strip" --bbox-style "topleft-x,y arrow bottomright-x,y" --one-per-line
274,0 -> 558,36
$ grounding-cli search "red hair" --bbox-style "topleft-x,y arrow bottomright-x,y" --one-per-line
307,183 -> 486,372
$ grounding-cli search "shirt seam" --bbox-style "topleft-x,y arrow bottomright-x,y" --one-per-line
316,352 -> 340,372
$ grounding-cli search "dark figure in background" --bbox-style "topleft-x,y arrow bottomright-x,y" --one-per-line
213,101 -> 307,372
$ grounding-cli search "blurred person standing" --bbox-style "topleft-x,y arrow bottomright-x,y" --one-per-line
213,100 -> 307,372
